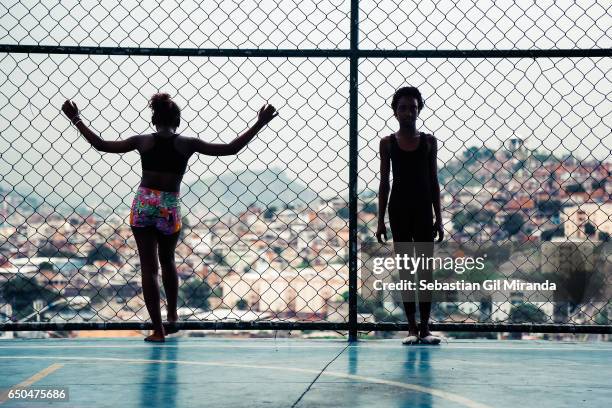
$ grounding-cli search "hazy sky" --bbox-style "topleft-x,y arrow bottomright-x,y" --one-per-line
0,1 -> 610,210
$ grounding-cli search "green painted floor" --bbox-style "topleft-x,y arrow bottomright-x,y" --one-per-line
1,338 -> 610,407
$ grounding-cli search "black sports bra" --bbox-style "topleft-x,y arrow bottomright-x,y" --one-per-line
140,133 -> 189,175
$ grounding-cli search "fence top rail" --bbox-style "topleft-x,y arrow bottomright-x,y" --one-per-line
0,44 -> 610,58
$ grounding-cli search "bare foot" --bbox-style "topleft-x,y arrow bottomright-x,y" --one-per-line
402,325 -> 420,345
418,323 -> 441,344
419,331 -> 441,345
144,330 -> 165,343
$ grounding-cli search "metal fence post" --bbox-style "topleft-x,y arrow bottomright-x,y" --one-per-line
348,0 -> 359,343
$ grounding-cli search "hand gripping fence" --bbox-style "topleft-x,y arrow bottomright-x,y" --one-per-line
0,1 -> 610,340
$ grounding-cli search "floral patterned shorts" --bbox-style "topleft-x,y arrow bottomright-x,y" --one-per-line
129,186 -> 181,235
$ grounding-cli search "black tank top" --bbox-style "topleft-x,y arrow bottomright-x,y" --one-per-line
140,133 -> 188,175
388,132 -> 432,215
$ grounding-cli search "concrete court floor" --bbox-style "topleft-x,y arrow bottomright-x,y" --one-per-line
0,337 -> 610,408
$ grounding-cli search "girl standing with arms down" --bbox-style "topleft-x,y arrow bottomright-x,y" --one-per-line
376,86 -> 444,345
62,93 -> 278,342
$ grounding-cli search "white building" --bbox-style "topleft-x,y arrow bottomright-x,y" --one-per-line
562,202 -> 612,240
221,264 -> 349,316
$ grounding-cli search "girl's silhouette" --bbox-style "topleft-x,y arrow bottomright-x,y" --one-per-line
376,86 -> 443,345
62,93 -> 278,342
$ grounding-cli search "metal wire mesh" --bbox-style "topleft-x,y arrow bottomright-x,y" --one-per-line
358,55 -> 611,330
0,53 -> 351,327
0,0 -> 350,49
0,0 -> 610,335
359,0 -> 611,50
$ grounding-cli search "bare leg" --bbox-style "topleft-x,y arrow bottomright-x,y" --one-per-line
419,302 -> 433,337
132,226 -> 165,342
394,239 -> 419,339
158,229 -> 180,334
403,301 -> 419,336
417,247 -> 434,338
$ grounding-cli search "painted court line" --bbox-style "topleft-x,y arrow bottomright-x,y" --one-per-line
0,344 -> 609,352
0,356 -> 490,408
0,363 -> 63,404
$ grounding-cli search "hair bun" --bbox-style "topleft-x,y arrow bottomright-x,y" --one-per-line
149,92 -> 172,110
148,92 -> 181,129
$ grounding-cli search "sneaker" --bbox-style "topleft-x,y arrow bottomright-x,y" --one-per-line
401,334 -> 419,345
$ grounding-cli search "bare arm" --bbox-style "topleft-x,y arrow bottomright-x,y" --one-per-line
61,100 -> 141,153
76,123 -> 141,153
190,104 -> 278,156
428,135 -> 441,220
376,137 -> 391,243
429,134 -> 444,242
189,121 -> 264,156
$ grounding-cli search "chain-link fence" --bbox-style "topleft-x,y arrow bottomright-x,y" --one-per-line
0,1 -> 610,338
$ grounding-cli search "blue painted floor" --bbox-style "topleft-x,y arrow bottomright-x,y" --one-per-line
0,338 -> 610,407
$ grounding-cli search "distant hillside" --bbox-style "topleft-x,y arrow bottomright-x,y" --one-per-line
438,145 -> 565,189
182,167 -> 320,215
2,145 -> 582,219
1,168 -> 320,218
